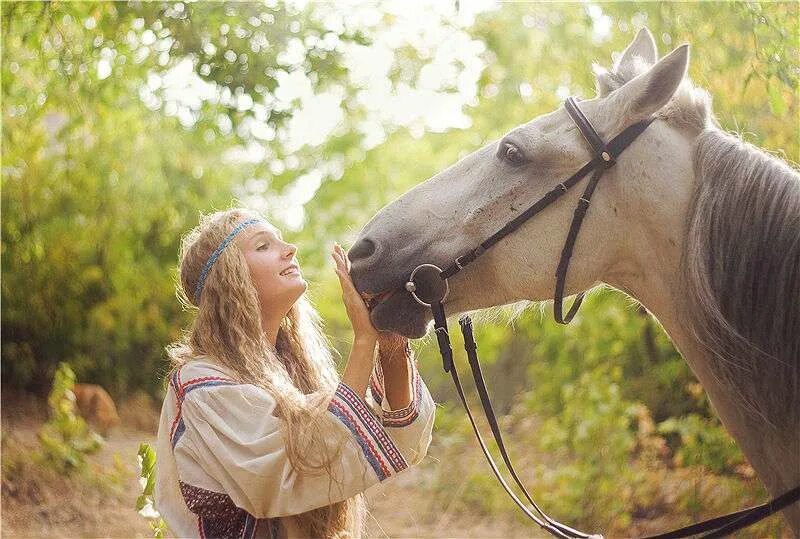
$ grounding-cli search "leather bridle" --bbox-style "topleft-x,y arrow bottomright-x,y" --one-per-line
401,97 -> 800,538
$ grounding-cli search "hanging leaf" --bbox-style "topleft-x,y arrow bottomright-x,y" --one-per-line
767,79 -> 788,115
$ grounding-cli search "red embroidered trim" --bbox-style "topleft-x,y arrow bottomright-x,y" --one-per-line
334,385 -> 407,472
168,371 -> 235,445
168,369 -> 183,441
328,399 -> 392,477
378,357 -> 423,428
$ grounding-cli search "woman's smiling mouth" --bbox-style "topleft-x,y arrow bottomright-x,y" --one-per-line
280,264 -> 300,277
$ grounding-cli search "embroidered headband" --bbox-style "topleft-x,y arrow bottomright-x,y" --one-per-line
194,218 -> 261,304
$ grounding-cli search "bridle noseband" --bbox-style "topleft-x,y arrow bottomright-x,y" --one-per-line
403,97 -> 800,538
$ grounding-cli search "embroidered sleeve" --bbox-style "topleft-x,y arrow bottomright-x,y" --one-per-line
367,350 -> 436,465
368,354 -> 423,427
170,374 -> 409,519
327,382 -> 408,480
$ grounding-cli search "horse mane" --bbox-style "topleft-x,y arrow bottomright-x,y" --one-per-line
682,127 -> 800,430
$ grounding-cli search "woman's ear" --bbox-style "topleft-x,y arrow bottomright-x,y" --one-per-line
608,43 -> 689,123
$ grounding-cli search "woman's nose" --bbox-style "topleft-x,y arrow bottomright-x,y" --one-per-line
285,243 -> 297,258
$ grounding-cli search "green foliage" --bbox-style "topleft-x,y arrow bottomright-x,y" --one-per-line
536,367 -> 640,527
136,442 -> 166,538
658,414 -> 745,474
36,362 -> 104,473
3,1 -> 797,534
1,0 -> 470,396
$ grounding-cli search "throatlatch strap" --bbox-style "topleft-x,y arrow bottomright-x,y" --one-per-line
553,166 -> 605,324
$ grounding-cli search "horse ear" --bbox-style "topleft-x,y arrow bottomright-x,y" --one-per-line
615,28 -> 658,78
595,28 -> 658,97
609,43 -> 689,122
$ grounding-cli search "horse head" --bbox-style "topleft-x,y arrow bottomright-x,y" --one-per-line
349,29 -> 698,338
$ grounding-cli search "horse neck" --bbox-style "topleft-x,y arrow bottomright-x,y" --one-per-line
604,127 -> 800,530
621,268 -> 800,530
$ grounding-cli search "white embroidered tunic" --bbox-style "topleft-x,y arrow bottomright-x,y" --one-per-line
154,356 -> 435,539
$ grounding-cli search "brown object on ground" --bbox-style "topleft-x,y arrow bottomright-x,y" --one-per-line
73,383 -> 121,436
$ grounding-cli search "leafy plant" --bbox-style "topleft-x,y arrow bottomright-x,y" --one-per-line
658,414 -> 745,474
137,442 -> 166,538
36,362 -> 104,473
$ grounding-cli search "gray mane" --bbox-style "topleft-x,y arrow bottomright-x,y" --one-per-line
682,128 -> 800,430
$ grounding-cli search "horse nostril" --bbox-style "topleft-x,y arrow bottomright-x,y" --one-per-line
348,237 -> 377,262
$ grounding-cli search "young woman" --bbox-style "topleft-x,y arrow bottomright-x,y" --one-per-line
154,208 -> 435,538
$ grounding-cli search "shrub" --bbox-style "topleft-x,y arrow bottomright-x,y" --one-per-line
36,362 -> 103,473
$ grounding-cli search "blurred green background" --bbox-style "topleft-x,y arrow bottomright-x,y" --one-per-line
2,1 -> 798,536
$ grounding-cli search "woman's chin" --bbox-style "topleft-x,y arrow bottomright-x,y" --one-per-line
267,279 -> 308,308
283,273 -> 307,287
294,278 -> 308,294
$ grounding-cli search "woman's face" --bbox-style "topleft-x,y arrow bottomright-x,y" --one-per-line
236,220 -> 307,315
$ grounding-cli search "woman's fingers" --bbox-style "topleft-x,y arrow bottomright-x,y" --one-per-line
340,245 -> 351,272
332,243 -> 353,279
332,245 -> 359,298
332,244 -> 348,272
333,243 -> 351,271
332,243 -> 378,340
331,246 -> 346,272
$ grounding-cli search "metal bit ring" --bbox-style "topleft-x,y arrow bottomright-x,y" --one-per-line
405,263 -> 449,307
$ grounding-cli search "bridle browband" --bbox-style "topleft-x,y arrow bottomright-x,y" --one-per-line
403,97 -> 800,538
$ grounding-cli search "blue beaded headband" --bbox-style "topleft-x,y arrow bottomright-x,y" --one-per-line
194,218 -> 261,304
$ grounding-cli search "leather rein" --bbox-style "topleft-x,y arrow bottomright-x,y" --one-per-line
399,97 -> 800,538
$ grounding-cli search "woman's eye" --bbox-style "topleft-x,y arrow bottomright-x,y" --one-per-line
502,143 -> 526,166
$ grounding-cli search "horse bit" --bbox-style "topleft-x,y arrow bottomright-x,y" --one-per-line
402,97 -> 800,538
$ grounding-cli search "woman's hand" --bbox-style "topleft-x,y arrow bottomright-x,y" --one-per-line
332,242 -> 378,343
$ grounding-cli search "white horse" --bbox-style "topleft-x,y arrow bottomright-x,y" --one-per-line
348,28 -> 800,532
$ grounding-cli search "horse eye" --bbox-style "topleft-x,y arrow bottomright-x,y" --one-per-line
501,142 -> 526,166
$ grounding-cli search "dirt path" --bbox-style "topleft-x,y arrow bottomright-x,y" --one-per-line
1,419 -> 530,539
1,392 -> 525,539
3,394 -> 787,538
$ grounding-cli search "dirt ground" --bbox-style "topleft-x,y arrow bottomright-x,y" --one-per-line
0,428 -> 533,538
2,391 -> 792,538
0,391 -> 536,539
